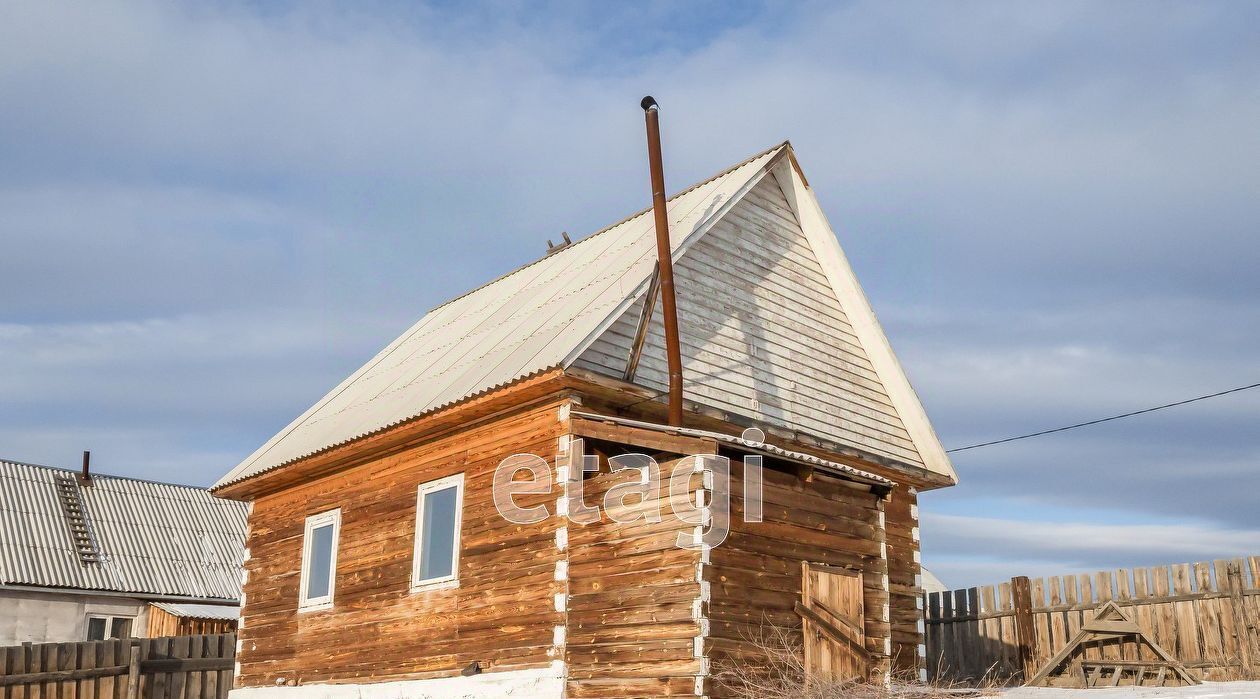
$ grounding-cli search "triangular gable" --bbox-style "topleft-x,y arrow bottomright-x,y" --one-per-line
214,145 -> 786,490
573,152 -> 956,483
774,152 -> 956,482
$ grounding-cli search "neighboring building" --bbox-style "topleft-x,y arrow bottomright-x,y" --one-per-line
213,142 -> 958,698
0,459 -> 247,645
921,568 -> 949,595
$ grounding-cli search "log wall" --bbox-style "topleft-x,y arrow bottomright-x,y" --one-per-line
884,485 -> 924,677
706,460 -> 891,696
564,457 -> 704,698
235,400 -> 567,686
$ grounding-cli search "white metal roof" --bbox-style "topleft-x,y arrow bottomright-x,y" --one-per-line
151,601 -> 240,620
0,459 -> 246,600
215,142 -> 955,491
215,144 -> 787,490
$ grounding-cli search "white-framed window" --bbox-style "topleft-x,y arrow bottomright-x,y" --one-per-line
86,615 -> 133,641
411,474 -> 464,590
299,508 -> 341,611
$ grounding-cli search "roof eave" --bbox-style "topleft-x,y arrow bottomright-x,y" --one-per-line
212,368 -> 573,500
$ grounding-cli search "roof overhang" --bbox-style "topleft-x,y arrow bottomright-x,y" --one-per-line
212,369 -> 573,500
151,601 -> 240,621
569,410 -> 895,493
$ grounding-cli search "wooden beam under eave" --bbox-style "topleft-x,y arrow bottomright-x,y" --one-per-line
569,415 -> 715,457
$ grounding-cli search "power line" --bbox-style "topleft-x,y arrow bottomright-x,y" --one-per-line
947,381 -> 1260,454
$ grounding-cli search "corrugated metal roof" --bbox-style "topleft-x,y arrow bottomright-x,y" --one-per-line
0,459 -> 246,600
569,411 -> 895,489
214,143 -> 788,490
151,601 -> 240,620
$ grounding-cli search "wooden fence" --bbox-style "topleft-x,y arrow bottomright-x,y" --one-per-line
0,634 -> 235,699
925,557 -> 1260,684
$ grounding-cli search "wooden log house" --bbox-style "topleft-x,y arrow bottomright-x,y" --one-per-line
212,142 -> 958,699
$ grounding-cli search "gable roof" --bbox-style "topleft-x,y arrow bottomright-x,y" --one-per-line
0,459 -> 246,600
214,143 -> 955,490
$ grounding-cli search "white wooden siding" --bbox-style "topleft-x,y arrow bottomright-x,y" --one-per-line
574,176 -> 924,467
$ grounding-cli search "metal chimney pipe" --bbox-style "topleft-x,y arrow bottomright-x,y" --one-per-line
81,450 -> 91,484
641,96 -> 684,427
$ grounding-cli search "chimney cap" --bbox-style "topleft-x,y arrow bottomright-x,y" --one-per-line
641,96 -> 659,112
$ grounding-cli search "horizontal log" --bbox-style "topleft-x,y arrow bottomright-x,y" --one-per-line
141,658 -> 236,673
0,665 -> 128,687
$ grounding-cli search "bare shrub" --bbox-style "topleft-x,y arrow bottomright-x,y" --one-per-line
714,624 -> 999,699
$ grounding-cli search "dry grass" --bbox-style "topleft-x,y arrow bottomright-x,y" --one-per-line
1194,653 -> 1256,682
714,625 -> 1001,699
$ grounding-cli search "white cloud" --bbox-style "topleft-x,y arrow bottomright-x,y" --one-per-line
925,512 -> 1260,560
921,512 -> 1260,588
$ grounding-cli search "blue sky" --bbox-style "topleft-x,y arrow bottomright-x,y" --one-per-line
2,1 -> 1258,588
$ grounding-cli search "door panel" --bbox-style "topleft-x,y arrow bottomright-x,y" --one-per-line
801,562 -> 868,682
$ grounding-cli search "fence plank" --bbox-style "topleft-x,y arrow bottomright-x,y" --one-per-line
1225,560 -> 1255,675
926,592 -> 943,677
77,643 -> 94,699
215,636 -> 231,699
1171,564 -> 1201,663
1012,576 -> 1036,681
1047,577 -> 1066,660
153,638 -> 171,699
3,647 -> 17,699
201,639 -> 217,699
26,644 -> 40,699
99,643 -> 114,699
186,637 -> 201,699
997,583 -> 1015,676
965,587 -> 980,680
1116,569 -> 1137,661
1096,571 -> 1114,603
1063,577 -> 1084,661
170,637 -> 189,699
947,590 -> 963,678
124,641 -> 140,699
58,644 -> 75,699
1201,562 -> 1226,667
41,644 -> 57,699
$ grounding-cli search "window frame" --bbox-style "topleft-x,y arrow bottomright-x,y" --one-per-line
85,614 -> 133,641
410,473 -> 465,591
298,508 -> 341,612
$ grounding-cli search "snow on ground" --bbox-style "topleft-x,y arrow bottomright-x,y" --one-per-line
999,682 -> 1260,699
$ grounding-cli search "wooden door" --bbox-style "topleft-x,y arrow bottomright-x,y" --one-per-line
799,562 -> 869,682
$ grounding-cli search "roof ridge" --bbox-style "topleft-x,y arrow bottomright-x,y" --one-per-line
427,141 -> 791,314
0,458 -> 214,492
